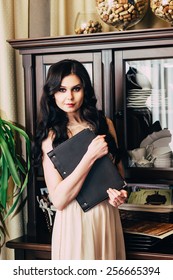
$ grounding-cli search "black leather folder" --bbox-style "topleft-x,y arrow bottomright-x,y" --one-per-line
47,128 -> 127,212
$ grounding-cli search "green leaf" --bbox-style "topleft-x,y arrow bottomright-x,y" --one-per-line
0,156 -> 9,208
4,172 -> 29,219
0,117 -> 31,223
2,119 -> 31,171
0,134 -> 21,186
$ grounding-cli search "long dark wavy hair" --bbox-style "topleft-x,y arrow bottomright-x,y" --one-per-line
34,59 -> 120,165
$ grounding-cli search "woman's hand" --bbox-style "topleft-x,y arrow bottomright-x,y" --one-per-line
87,135 -> 108,161
107,188 -> 127,208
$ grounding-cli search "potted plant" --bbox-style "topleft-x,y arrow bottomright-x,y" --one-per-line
0,117 -> 30,248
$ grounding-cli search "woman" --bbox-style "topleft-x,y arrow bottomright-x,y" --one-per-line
35,59 -> 127,260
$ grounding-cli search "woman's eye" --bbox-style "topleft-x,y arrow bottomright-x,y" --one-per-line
58,88 -> 66,93
73,86 -> 81,92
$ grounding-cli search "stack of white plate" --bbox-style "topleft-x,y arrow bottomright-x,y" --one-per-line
154,154 -> 172,168
140,130 -> 173,168
153,147 -> 172,168
140,130 -> 172,149
127,89 -> 152,108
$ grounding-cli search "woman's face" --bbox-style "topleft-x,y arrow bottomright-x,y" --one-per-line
54,74 -> 84,115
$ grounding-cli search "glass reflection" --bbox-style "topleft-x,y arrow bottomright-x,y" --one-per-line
126,59 -> 173,168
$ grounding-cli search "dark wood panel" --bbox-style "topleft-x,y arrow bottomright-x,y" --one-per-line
6,236 -> 51,260
127,251 -> 173,260
7,28 -> 173,54
6,236 -> 173,260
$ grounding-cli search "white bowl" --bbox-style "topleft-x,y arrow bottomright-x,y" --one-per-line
152,146 -> 172,157
128,148 -> 146,162
155,158 -> 171,163
155,152 -> 172,159
154,158 -> 172,168
135,73 -> 152,89
154,163 -> 171,168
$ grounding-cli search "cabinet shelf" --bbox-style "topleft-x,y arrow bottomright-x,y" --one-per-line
125,167 -> 173,183
119,204 -> 173,213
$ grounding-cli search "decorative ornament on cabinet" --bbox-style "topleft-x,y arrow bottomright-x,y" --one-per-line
95,0 -> 148,31
150,0 -> 173,26
75,12 -> 103,34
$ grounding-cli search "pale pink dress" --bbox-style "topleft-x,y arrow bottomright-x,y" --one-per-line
51,199 -> 126,260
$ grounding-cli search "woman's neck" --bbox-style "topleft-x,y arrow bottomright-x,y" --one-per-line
67,120 -> 94,137
67,112 -> 82,125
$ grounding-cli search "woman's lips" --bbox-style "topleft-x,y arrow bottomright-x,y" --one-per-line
65,103 -> 75,107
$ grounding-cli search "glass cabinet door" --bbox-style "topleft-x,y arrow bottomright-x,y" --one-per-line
114,48 -> 173,173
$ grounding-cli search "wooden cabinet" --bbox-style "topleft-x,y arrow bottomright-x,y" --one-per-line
6,28 -> 173,259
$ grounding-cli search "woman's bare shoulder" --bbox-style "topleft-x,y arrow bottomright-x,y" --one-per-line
105,117 -> 118,142
106,117 -> 115,132
106,117 -> 113,126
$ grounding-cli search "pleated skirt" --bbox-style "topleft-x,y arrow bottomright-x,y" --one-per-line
52,199 -> 126,260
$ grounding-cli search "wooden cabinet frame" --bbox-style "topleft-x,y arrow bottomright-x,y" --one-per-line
7,28 -> 173,259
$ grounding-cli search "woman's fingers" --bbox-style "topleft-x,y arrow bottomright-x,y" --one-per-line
107,188 -> 127,207
87,134 -> 108,159
120,189 -> 128,199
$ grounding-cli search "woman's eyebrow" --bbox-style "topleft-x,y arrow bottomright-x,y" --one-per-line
60,83 -> 82,88
72,83 -> 82,88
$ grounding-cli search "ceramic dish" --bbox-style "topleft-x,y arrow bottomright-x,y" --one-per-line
127,99 -> 149,103
135,73 -> 152,89
151,137 -> 172,148
128,95 -> 150,99
128,89 -> 152,92
152,147 -> 172,156
140,130 -> 172,148
127,104 -> 148,106
127,100 -> 147,103
154,161 -> 172,168
128,92 -> 152,95
127,100 -> 148,103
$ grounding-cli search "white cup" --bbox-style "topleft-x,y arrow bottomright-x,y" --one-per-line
128,147 -> 146,162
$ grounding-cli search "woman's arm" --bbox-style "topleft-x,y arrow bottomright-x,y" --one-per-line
42,131 -> 108,211
106,117 -> 124,178
106,117 -> 127,206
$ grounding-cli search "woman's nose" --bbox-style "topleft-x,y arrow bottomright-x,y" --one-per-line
66,90 -> 73,99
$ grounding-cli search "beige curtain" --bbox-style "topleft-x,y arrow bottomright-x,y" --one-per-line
0,0 -> 29,260
50,0 -> 111,36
